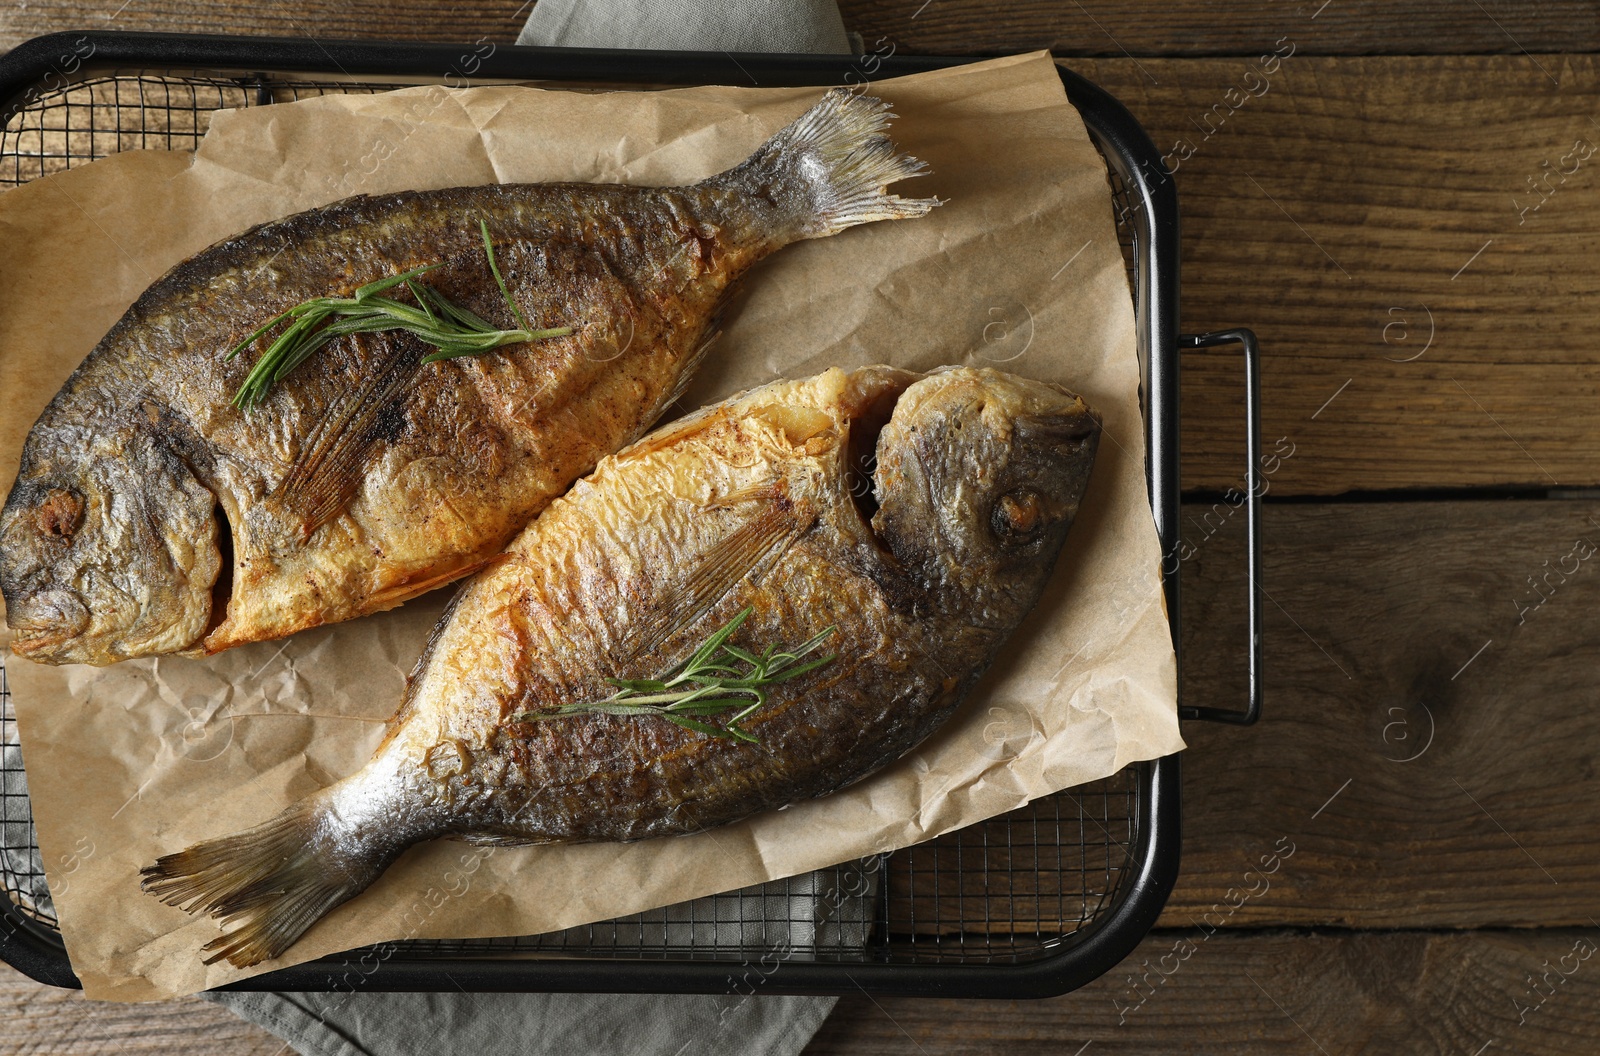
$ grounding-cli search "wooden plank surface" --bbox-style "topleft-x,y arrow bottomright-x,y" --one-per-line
1168,496 -> 1600,926
5,1 -> 1600,58
807,928 -> 1600,1055
0,1 -> 532,54
1071,53 -> 1600,495
840,0 -> 1600,57
11,926 -> 1599,1056
0,967 -> 282,1055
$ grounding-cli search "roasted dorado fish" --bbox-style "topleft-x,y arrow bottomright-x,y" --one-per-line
0,89 -> 934,665
142,364 -> 1101,967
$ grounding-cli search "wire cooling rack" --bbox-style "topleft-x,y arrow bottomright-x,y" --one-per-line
0,71 -> 1145,970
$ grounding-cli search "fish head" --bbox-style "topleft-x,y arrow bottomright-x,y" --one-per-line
1,423 -> 222,664
868,367 -> 1100,627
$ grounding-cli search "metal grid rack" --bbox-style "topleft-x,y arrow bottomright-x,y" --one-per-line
0,74 -> 389,186
0,662 -> 54,931
0,66 -> 1148,979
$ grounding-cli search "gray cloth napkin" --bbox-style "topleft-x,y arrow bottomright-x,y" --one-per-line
516,0 -> 851,54
203,3 -> 857,1054
206,864 -> 874,1056
215,990 -> 837,1056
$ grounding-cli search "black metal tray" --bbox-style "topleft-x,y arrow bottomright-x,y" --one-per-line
0,31 -> 1262,999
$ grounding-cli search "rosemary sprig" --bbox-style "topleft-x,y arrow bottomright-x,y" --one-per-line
511,608 -> 839,743
227,219 -> 574,408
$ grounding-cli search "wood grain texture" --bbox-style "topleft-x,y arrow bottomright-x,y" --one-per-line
6,1 -> 1597,59
839,0 -> 1600,57
0,0 -> 530,54
0,964 -> 283,1055
807,928 -> 1600,1055
1071,54 -> 1600,494
1167,496 -> 1600,927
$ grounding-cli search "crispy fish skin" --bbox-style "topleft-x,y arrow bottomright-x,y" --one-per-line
142,364 -> 1101,967
0,90 -> 935,665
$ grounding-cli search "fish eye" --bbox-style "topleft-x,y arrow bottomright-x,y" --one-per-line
33,488 -> 85,543
991,488 -> 1046,544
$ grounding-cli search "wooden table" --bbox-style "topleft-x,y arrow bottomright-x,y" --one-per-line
4,3 -> 1600,1053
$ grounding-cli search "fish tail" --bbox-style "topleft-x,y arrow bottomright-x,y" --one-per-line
140,784 -> 408,968
713,87 -> 938,240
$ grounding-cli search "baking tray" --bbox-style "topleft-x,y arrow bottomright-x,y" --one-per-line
0,32 -> 1263,999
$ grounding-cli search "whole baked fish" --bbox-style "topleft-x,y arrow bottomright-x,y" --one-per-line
143,364 -> 1101,967
0,89 -> 934,665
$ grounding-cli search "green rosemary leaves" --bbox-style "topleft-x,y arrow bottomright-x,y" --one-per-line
511,608 -> 839,743
228,220 -> 572,408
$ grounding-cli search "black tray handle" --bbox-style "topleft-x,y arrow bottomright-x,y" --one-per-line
1175,329 -> 1262,726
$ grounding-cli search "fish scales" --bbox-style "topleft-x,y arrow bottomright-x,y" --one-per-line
143,363 -> 1102,967
2,90 -> 935,664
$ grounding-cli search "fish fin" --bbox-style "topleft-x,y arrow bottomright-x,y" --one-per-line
267,341 -> 421,540
454,833 -> 551,848
365,556 -> 492,614
140,786 -> 406,968
620,405 -> 729,462
710,87 -> 939,241
706,481 -> 786,510
628,489 -> 810,659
